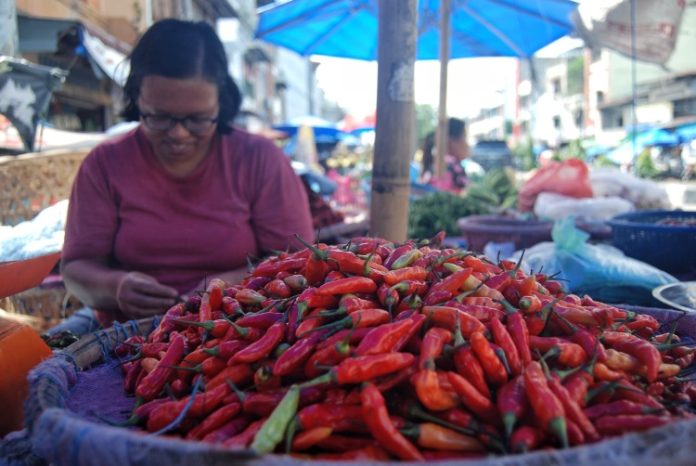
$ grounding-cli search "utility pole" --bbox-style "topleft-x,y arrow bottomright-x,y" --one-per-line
0,0 -> 18,57
370,0 -> 417,242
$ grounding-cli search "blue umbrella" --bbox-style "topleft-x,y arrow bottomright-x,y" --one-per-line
635,128 -> 681,148
256,0 -> 579,60
274,115 -> 348,144
675,123 -> 696,142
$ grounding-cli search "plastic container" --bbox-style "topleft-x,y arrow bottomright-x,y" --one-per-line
457,215 -> 553,252
608,210 -> 696,274
0,251 -> 61,299
0,318 -> 52,436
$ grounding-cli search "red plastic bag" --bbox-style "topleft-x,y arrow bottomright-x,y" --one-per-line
518,159 -> 593,211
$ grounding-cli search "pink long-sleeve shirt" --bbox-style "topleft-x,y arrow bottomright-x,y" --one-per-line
63,126 -> 313,299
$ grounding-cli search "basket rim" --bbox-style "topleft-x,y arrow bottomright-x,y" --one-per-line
608,209 -> 696,231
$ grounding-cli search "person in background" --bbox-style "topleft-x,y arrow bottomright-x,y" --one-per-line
420,117 -> 470,193
55,19 -> 313,335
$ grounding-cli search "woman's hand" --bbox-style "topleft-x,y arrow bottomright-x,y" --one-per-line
115,272 -> 179,319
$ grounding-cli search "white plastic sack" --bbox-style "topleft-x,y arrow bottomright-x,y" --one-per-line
0,200 -> 68,261
534,192 -> 634,222
590,168 -> 671,210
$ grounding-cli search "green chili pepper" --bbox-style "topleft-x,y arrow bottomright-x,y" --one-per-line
250,384 -> 300,454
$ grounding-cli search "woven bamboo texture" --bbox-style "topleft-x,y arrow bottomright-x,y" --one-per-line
0,148 -> 89,226
0,285 -> 81,333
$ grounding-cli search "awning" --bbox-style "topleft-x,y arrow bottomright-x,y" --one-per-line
17,15 -> 130,86
0,56 -> 66,151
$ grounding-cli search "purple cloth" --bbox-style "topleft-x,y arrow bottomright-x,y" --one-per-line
66,362 -> 135,426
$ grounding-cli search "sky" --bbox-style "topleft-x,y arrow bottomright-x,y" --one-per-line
313,36 -> 584,120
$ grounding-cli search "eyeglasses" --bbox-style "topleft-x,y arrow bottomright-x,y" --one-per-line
140,112 -> 218,133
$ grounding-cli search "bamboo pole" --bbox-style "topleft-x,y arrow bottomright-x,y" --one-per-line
370,0 -> 417,242
435,0 -> 451,178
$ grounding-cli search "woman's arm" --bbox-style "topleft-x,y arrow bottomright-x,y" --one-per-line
62,258 -> 179,319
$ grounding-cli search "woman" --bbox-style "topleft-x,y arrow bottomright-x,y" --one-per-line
58,19 -> 313,332
420,118 -> 470,193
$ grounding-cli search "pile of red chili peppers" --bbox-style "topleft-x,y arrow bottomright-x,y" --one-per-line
115,233 -> 696,461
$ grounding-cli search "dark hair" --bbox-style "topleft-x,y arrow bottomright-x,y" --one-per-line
421,117 -> 466,174
121,19 -> 242,134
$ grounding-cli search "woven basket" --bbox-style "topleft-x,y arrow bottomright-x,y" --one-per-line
0,148 -> 89,226
15,308 -> 696,466
0,285 -> 81,333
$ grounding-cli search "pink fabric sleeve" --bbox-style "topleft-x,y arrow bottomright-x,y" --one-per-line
62,147 -> 118,263
247,138 -> 314,252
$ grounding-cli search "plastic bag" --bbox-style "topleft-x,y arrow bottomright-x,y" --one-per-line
590,167 -> 671,210
514,217 -> 677,304
518,159 -> 593,211
534,192 -> 634,221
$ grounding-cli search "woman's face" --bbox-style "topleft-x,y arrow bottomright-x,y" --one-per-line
138,75 -> 219,173
449,132 -> 470,161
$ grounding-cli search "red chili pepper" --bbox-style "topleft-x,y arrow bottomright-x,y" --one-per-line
339,294 -> 380,313
453,344 -> 490,399
150,303 -> 185,343
384,243 -> 416,269
594,414 -> 672,436
201,416 -> 251,444
235,288 -> 267,306
424,268 -> 473,305
565,419 -> 585,446
497,375 -> 526,438
523,361 -> 569,448
304,338 -> 350,378
230,321 -> 286,364
360,382 -> 424,460
411,368 -> 459,411
419,327 -> 453,369
291,426 -> 334,451
263,278 -> 292,298
375,282 -> 399,311
123,360 -> 142,394
583,400 -> 666,419
400,422 -> 485,452
185,402 -> 241,440
423,305 -> 486,337
316,327 -> 370,351
469,331 -> 508,387
272,330 -> 326,377
336,352 -> 415,384
384,266 -> 429,286
221,418 -> 266,448
518,295 -> 542,314
205,364 -> 254,390
529,336 -> 587,367
547,374 -> 600,442
135,333 -> 186,401
355,316 -> 419,356
447,371 -> 498,423
510,425 -> 545,453
442,301 -> 503,322
490,317 -> 522,376
297,403 -> 365,433
602,331 -> 662,382
316,276 -> 378,296
220,296 -> 243,317
235,311 -> 283,329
